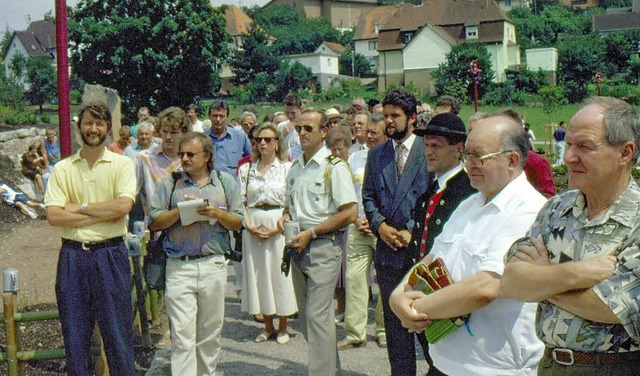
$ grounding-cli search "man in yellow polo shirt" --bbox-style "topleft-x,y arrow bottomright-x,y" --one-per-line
45,103 -> 137,376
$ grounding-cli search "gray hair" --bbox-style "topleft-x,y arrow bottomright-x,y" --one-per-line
136,120 -> 155,133
239,111 -> 257,124
586,97 -> 640,165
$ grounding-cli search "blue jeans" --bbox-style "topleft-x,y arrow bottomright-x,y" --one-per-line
55,240 -> 135,376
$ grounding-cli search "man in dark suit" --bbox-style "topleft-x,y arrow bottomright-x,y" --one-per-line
404,113 -> 476,267
363,89 -> 429,375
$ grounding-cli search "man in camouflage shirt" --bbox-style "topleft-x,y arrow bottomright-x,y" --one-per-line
502,97 -> 640,375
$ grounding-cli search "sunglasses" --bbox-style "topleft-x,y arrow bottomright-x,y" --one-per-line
255,137 -> 276,144
177,151 -> 205,159
295,125 -> 315,133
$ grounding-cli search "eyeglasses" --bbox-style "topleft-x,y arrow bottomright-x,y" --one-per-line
460,150 -> 512,166
295,125 -> 315,133
177,151 -> 205,159
255,137 -> 276,144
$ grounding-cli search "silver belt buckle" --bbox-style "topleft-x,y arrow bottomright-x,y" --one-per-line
81,241 -> 91,251
552,348 -> 575,366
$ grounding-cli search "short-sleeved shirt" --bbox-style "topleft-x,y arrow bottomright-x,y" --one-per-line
510,179 -> 640,353
44,148 -> 136,242
237,158 -> 291,207
285,147 -> 357,230
553,127 -> 566,142
124,140 -> 157,159
348,148 -> 368,219
45,140 -> 61,166
135,145 -> 181,213
429,172 -> 547,375
206,126 -> 251,177
149,170 -> 244,258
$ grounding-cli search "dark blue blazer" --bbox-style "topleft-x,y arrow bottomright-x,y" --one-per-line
363,137 -> 428,270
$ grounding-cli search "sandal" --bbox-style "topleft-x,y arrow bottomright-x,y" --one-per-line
255,331 -> 274,343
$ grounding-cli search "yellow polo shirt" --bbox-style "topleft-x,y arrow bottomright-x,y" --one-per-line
45,148 -> 136,242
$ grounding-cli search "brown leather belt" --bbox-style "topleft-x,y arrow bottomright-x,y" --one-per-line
546,347 -> 640,365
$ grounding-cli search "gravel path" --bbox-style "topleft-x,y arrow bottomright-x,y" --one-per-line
145,268 -> 429,376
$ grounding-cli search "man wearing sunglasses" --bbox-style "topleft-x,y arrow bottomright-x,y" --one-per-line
149,132 -> 243,376
390,110 -> 546,375
278,109 -> 357,376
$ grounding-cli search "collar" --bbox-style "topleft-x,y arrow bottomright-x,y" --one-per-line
301,146 -> 331,167
393,134 -> 416,152
70,147 -> 115,164
209,126 -> 231,140
567,178 -> 640,228
436,164 -> 463,192
182,169 -> 222,187
481,172 -> 529,211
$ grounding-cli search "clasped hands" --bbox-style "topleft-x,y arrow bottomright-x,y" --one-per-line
389,284 -> 432,333
379,222 -> 411,250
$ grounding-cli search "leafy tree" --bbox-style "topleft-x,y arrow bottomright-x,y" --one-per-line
512,68 -> 548,93
538,85 -> 568,124
508,5 -> 603,51
0,74 -> 26,110
1,27 -> 13,61
557,33 -> 604,102
231,26 -> 280,86
600,0 -> 633,8
431,43 -> 494,102
339,51 -> 375,77
69,0 -> 228,116
25,57 -> 58,112
251,4 -> 343,56
272,60 -> 312,101
601,30 -> 640,75
9,53 -> 27,81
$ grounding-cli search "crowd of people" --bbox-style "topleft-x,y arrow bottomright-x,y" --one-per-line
38,89 -> 640,376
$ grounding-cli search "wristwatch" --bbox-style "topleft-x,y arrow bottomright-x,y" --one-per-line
309,227 -> 318,240
80,202 -> 88,214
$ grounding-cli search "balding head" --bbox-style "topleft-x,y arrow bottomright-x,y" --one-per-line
464,113 -> 528,201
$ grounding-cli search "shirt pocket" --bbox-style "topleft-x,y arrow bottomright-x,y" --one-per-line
307,180 -> 329,213
432,235 -> 485,282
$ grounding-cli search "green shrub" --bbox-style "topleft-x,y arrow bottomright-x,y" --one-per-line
70,89 -> 82,105
40,112 -> 51,124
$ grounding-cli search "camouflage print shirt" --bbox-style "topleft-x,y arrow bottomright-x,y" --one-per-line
509,179 -> 640,352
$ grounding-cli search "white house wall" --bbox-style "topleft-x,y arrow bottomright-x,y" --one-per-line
354,39 -> 378,70
403,27 -> 451,71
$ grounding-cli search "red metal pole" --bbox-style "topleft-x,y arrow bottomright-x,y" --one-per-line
474,79 -> 479,112
55,0 -> 72,158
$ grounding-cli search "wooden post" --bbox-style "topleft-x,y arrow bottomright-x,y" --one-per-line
3,293 -> 19,376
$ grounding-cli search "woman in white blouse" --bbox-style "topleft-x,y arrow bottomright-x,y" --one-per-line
237,123 -> 297,344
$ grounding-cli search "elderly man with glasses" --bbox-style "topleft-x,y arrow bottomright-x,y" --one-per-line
390,109 -> 546,375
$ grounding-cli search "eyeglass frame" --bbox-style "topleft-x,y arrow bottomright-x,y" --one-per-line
295,124 -> 316,134
460,150 -> 513,166
255,137 -> 277,144
177,151 -> 206,159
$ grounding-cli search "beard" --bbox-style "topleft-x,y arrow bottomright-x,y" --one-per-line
387,125 -> 408,141
81,132 -> 107,147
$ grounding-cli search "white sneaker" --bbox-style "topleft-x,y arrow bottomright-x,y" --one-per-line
27,210 -> 37,219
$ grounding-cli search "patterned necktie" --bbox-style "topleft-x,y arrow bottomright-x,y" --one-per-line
396,143 -> 405,179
